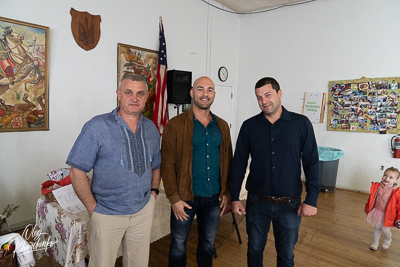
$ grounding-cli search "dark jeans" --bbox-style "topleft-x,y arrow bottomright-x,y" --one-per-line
246,192 -> 301,267
169,194 -> 220,267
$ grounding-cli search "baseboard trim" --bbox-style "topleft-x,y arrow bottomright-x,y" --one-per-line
0,219 -> 35,235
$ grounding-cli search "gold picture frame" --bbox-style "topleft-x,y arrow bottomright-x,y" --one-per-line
0,17 -> 49,132
117,43 -> 158,120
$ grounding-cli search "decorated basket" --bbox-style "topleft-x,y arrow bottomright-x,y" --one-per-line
0,253 -> 17,267
44,191 -> 57,202
41,175 -> 72,203
0,242 -> 17,267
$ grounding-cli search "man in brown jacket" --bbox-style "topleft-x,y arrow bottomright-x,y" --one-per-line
161,76 -> 232,267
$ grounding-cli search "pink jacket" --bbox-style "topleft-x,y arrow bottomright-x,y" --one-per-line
365,182 -> 400,227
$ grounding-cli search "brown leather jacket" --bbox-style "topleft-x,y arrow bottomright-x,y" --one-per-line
161,107 -> 232,204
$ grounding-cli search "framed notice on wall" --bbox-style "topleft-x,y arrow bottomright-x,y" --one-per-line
302,92 -> 326,123
327,76 -> 400,134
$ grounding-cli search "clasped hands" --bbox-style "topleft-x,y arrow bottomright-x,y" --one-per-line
171,195 -> 229,222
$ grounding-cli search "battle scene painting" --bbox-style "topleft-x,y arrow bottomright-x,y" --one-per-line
117,43 -> 158,120
0,17 -> 49,132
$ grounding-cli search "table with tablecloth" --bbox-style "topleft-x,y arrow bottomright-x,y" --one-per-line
35,192 -> 171,267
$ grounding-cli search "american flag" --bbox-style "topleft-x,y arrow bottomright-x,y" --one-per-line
153,17 -> 168,135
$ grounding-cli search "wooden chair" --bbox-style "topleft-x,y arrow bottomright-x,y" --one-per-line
214,195 -> 242,258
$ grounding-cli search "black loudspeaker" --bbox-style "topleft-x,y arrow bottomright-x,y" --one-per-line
167,70 -> 192,104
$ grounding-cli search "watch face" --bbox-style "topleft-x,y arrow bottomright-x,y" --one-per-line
218,67 -> 228,82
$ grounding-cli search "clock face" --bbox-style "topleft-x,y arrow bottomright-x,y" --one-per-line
218,66 -> 228,82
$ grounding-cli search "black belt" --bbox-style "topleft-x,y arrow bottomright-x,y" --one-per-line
257,194 -> 299,204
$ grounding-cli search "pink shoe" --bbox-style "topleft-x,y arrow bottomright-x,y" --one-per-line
370,242 -> 379,251
382,239 -> 392,250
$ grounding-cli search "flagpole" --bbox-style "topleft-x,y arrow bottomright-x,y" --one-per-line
153,16 -> 168,135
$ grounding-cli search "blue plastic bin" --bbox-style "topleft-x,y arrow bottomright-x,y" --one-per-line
318,147 -> 344,192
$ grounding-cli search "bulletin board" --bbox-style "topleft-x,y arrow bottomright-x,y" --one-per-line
327,76 -> 400,134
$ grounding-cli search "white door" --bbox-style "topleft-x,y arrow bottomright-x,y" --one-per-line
211,83 -> 233,136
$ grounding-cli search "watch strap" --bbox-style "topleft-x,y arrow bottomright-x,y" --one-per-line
151,188 -> 160,195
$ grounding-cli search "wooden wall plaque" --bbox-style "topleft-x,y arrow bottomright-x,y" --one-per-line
70,8 -> 101,51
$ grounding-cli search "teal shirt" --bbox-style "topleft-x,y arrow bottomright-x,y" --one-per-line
192,113 -> 222,197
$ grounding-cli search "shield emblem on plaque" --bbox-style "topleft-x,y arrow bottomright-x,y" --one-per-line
70,8 -> 101,51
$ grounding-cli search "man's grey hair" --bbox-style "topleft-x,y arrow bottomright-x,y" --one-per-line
118,73 -> 148,91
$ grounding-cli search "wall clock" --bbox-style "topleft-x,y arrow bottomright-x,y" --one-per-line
218,66 -> 228,82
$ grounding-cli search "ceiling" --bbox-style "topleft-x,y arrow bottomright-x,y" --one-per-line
212,0 -> 312,13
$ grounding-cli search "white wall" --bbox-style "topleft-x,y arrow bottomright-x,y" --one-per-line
3,0 -> 399,228
236,0 -> 400,193
0,0 -> 239,228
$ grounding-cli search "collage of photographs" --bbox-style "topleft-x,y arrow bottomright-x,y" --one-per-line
327,77 -> 400,134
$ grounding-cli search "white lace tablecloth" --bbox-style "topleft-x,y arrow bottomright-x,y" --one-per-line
35,192 -> 171,266
239,168 -> 249,200
150,192 -> 171,242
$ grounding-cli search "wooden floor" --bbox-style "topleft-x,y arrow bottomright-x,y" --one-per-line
28,189 -> 400,266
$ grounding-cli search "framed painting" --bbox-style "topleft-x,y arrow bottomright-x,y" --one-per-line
117,43 -> 158,120
0,17 -> 49,132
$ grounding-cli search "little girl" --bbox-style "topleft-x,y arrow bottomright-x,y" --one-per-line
365,167 -> 400,250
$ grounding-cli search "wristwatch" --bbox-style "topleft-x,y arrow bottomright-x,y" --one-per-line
151,188 -> 160,195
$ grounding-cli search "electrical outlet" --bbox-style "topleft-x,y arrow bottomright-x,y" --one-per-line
380,166 -> 384,170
